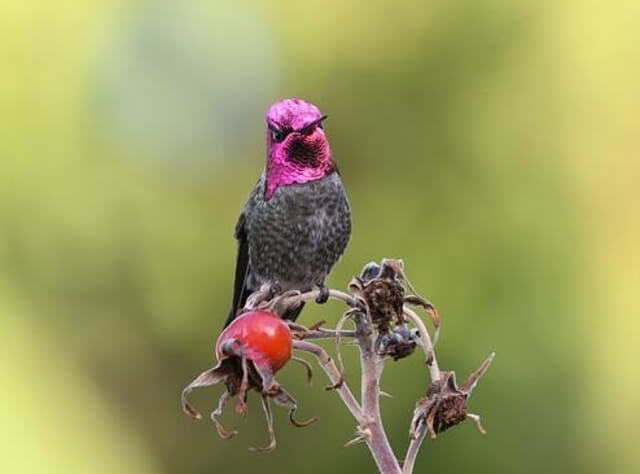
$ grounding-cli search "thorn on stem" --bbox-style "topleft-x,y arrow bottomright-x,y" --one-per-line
344,426 -> 372,448
309,320 -> 326,331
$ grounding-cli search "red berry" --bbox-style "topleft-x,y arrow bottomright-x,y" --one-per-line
216,310 -> 292,372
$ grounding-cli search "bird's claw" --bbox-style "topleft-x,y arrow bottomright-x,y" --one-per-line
268,282 -> 282,300
315,285 -> 329,304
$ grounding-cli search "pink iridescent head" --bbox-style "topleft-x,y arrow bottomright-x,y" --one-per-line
264,98 -> 336,200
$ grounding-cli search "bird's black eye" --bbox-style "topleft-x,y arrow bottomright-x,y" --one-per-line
271,128 -> 286,142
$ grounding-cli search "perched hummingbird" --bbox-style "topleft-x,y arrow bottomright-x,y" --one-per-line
225,98 -> 352,326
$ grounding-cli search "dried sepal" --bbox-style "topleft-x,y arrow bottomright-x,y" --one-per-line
181,365 -> 226,419
250,396 -> 277,452
211,390 -> 238,439
270,385 -> 318,428
460,352 -> 495,395
347,276 -> 369,310
349,275 -> 364,293
236,351 -> 250,416
291,356 -> 314,385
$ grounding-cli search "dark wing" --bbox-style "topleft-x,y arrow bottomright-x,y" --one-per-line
224,212 -> 252,327
224,178 -> 264,327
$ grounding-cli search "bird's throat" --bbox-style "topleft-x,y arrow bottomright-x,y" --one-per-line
264,160 -> 336,200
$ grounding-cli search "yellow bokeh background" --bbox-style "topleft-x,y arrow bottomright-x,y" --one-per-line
1,1 -> 638,473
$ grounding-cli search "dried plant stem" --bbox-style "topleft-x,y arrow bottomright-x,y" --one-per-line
292,340 -> 363,421
292,295 -> 439,473
290,325 -> 357,340
294,336 -> 401,474
401,307 -> 442,471
294,283 -> 406,473
295,288 -> 358,307
402,423 -> 426,474
357,318 -> 402,474
403,307 -> 441,381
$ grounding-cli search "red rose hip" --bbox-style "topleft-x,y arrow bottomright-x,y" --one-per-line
182,308 -> 313,451
216,310 -> 292,372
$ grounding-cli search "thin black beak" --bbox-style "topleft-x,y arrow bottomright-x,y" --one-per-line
298,114 -> 328,134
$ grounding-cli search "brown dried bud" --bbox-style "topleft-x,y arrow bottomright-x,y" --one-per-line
410,353 -> 494,439
376,324 -> 418,361
352,260 -> 406,333
363,279 -> 405,331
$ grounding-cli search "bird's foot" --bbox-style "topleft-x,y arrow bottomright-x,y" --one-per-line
315,285 -> 329,304
268,282 -> 282,300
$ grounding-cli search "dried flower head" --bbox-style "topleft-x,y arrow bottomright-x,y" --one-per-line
349,260 -> 405,333
410,353 -> 495,440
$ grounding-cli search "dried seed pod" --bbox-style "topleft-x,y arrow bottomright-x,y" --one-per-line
376,324 -> 418,361
352,260 -> 406,333
410,353 -> 495,440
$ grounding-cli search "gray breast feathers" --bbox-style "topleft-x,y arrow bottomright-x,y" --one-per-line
246,172 -> 351,290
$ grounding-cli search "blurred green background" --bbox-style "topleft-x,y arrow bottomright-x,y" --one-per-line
1,0 -> 639,473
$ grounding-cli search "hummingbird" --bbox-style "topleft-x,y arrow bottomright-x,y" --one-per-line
224,98 -> 352,326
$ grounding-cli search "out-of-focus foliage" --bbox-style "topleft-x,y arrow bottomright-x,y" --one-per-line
1,0 -> 638,473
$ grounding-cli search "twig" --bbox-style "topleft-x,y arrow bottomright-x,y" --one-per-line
402,422 -> 426,474
289,324 -> 358,341
403,307 -> 441,382
290,288 -> 359,308
292,340 -> 364,421
355,313 -> 402,474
